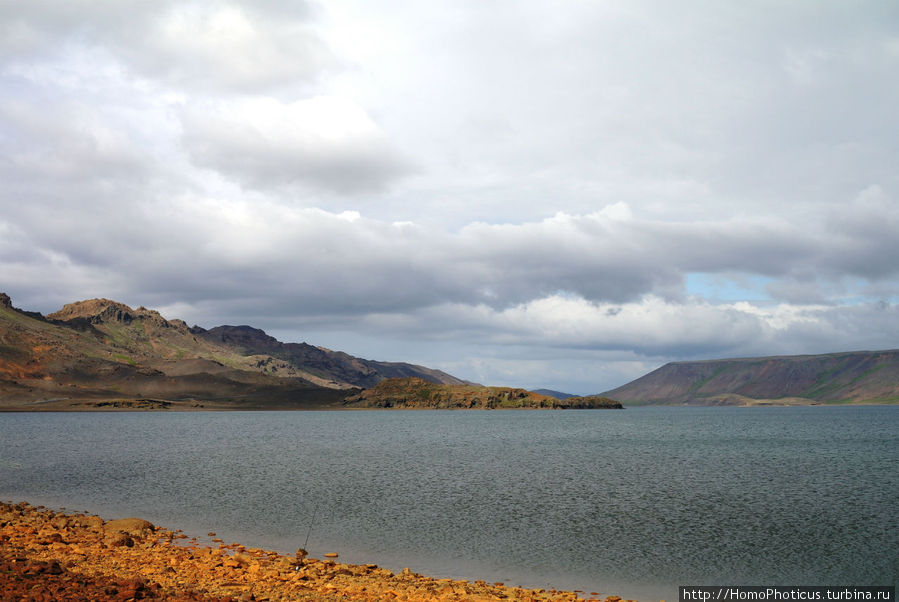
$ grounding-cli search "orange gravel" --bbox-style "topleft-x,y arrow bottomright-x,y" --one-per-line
0,501 -> 630,601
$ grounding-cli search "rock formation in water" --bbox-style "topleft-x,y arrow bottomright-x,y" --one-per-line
344,377 -> 623,409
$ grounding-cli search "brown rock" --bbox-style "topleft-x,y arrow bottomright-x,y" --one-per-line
104,517 -> 154,538
0,500 -> 616,602
105,533 -> 134,547
51,516 -> 69,530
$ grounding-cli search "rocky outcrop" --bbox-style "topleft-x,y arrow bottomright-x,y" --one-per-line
48,299 -> 191,334
0,501 -> 623,601
345,377 -> 623,409
48,298 -> 138,324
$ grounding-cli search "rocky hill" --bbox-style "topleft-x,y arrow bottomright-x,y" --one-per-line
199,325 -> 466,389
344,377 -> 623,409
602,350 -> 899,405
0,293 -> 464,410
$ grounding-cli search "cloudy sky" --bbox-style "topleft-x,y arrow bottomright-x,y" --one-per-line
1,1 -> 898,394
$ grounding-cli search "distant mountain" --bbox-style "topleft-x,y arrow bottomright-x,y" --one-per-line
199,325 -> 466,389
602,350 -> 899,405
345,377 -> 623,409
531,388 -> 576,399
0,293 -> 465,410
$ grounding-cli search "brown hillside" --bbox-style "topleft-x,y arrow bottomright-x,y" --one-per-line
0,294 -> 467,410
602,350 -> 899,405
200,325 -> 467,388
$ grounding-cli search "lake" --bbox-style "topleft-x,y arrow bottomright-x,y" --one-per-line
1,406 -> 897,601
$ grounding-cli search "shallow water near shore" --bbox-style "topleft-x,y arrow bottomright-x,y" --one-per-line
1,406 -> 897,600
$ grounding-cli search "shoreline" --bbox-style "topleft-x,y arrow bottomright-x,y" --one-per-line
0,501 -> 628,601
1,396 -> 893,411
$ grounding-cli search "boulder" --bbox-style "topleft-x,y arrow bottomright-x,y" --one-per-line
104,517 -> 155,538
105,533 -> 134,547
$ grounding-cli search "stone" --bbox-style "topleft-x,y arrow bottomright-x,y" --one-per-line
104,518 -> 154,538
51,517 -> 68,530
104,533 -> 134,547
0,500 -> 610,602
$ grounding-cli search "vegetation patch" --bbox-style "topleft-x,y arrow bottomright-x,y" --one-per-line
344,378 -> 622,409
111,354 -> 137,366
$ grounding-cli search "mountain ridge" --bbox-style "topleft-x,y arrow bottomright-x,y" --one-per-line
0,294 -> 466,410
602,349 -> 899,405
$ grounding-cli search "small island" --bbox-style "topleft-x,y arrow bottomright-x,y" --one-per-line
343,377 -> 623,409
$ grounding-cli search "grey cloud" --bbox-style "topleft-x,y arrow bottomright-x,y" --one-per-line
5,198 -> 898,319
820,186 -> 899,280
361,0 -> 899,226
0,99 -> 153,188
2,0 -> 898,390
180,99 -> 413,194
343,295 -> 897,364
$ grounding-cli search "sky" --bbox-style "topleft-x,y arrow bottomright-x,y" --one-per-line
1,1 -> 898,394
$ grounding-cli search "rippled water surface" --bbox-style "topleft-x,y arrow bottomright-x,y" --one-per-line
1,406 -> 897,600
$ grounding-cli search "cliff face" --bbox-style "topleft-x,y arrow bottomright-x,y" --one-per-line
0,294 -> 465,409
344,377 -> 623,409
602,350 -> 899,405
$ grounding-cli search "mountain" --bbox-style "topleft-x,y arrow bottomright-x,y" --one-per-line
531,388 -> 576,399
344,377 -> 623,409
602,350 -> 899,405
198,325 -> 466,389
0,293 -> 464,410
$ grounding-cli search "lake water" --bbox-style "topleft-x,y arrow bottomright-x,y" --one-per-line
1,406 -> 897,601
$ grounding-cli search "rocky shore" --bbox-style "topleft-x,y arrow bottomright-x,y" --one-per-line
0,501 -> 629,601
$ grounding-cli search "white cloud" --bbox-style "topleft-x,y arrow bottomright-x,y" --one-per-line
180,96 -> 412,193
0,0 -> 333,94
146,4 -> 325,91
